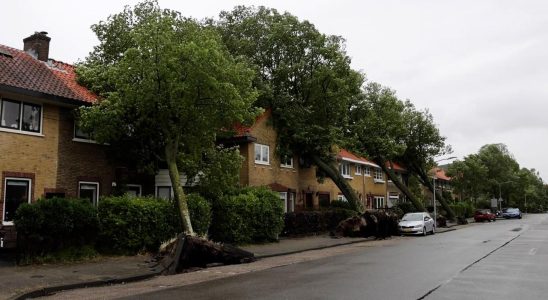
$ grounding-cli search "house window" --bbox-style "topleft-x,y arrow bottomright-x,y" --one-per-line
126,184 -> 142,197
279,192 -> 295,213
374,196 -> 385,209
74,120 -> 95,141
280,155 -> 293,168
0,99 -> 42,133
337,194 -> 347,202
364,166 -> 371,176
355,165 -> 362,175
374,168 -> 384,181
340,162 -> 351,178
254,144 -> 270,165
79,182 -> 99,206
3,178 -> 32,224
156,186 -> 172,200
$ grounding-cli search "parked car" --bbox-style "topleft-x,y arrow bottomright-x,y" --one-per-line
474,209 -> 496,222
502,208 -> 522,219
398,212 -> 435,236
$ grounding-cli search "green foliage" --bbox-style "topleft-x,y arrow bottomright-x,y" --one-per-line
186,193 -> 212,237
282,209 -> 358,236
209,187 -> 284,244
97,195 -> 180,254
14,198 -> 99,262
449,202 -> 475,218
330,200 -> 356,211
395,201 -> 417,215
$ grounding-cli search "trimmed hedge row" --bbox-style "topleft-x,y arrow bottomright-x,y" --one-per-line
449,202 -> 475,218
209,186 -> 284,244
282,208 -> 358,236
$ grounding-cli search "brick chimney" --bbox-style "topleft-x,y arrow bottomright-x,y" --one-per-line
23,31 -> 51,62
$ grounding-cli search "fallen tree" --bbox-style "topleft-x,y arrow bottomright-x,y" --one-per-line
332,210 -> 399,239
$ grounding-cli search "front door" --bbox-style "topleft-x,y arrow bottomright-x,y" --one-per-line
305,192 -> 314,209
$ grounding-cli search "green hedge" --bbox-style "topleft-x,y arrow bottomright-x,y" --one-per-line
14,197 -> 99,262
449,202 -> 475,218
209,187 -> 284,244
186,193 -> 212,237
330,200 -> 356,211
282,208 -> 358,236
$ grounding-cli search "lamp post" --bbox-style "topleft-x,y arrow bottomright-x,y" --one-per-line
433,156 -> 456,225
496,180 -> 513,213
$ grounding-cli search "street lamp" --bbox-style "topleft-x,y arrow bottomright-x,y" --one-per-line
433,156 -> 457,226
495,180 -> 513,213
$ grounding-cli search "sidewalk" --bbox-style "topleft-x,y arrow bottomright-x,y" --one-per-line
0,222 -> 467,299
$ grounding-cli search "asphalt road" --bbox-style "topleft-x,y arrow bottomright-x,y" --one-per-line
122,214 -> 548,300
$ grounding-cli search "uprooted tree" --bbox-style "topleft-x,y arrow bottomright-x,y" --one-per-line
215,6 -> 365,211
77,1 -> 258,235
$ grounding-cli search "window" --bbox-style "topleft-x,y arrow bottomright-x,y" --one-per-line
374,196 -> 385,209
355,165 -> 362,175
280,155 -> 293,168
74,120 -> 95,141
0,99 -> 42,133
156,186 -> 172,200
126,184 -> 142,197
254,144 -> 270,165
364,166 -> 371,176
79,182 -> 99,206
337,194 -> 348,202
279,192 -> 295,213
340,162 -> 351,178
3,178 -> 32,224
374,168 -> 384,181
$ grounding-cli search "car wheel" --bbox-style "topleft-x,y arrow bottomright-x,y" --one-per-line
423,227 -> 427,236
431,226 -> 436,235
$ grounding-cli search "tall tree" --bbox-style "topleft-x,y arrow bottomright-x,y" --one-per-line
348,82 -> 426,211
215,6 -> 365,210
77,1 -> 257,235
447,154 -> 489,203
397,108 -> 457,220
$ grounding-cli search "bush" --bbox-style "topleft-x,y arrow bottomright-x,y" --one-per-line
282,208 -> 358,236
209,187 -> 284,244
97,195 -> 180,254
395,201 -> 417,215
330,200 -> 355,211
449,202 -> 475,218
186,193 -> 212,237
14,197 -> 99,262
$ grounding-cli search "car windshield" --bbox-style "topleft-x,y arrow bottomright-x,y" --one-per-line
402,213 -> 424,221
507,208 -> 518,212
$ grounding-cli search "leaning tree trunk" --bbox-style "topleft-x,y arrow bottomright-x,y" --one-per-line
415,170 -> 456,221
310,155 -> 361,212
165,138 -> 195,235
375,158 -> 426,212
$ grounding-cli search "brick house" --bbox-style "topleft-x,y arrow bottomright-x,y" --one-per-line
227,110 -> 390,212
0,32 -> 133,248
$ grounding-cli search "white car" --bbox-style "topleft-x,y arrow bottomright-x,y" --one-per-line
398,212 -> 435,236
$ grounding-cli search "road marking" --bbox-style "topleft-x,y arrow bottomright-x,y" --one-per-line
529,248 -> 537,255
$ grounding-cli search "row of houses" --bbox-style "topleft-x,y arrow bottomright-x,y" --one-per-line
0,32 -> 448,249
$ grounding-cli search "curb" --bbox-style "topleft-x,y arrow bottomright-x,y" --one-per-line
253,237 -> 375,259
11,270 -> 162,300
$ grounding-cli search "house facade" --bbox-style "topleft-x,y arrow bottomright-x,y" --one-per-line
0,32 -> 123,248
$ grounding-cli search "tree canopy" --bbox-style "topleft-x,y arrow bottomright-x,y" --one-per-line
77,1 -> 258,234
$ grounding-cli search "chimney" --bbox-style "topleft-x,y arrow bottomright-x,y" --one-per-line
23,31 -> 51,62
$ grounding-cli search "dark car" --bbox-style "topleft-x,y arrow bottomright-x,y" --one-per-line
474,209 -> 496,222
502,208 -> 522,219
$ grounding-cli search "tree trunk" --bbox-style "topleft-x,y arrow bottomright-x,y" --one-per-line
375,158 -> 426,212
310,155 -> 361,212
165,138 -> 195,235
415,171 -> 456,221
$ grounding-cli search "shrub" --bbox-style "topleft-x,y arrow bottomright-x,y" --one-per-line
395,201 -> 417,215
209,187 -> 284,244
449,201 -> 475,218
14,197 -> 99,262
330,200 -> 355,211
97,195 -> 179,254
186,193 -> 212,236
282,208 -> 357,236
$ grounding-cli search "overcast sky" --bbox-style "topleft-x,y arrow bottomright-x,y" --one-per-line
3,0 -> 548,179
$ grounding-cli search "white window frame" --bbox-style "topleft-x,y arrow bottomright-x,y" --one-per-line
78,181 -> 100,206
374,168 -> 384,182
337,194 -> 348,202
156,186 -> 172,200
364,166 -> 371,176
374,196 -> 385,209
2,177 -> 32,225
355,165 -> 362,175
340,162 -> 352,178
279,192 -> 295,213
0,98 -> 44,137
254,143 -> 270,165
73,120 -> 98,143
280,155 -> 294,168
126,184 -> 142,197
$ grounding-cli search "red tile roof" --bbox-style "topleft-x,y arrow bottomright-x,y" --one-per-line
338,149 -> 379,167
386,161 -> 406,172
0,44 -> 97,104
233,109 -> 270,136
